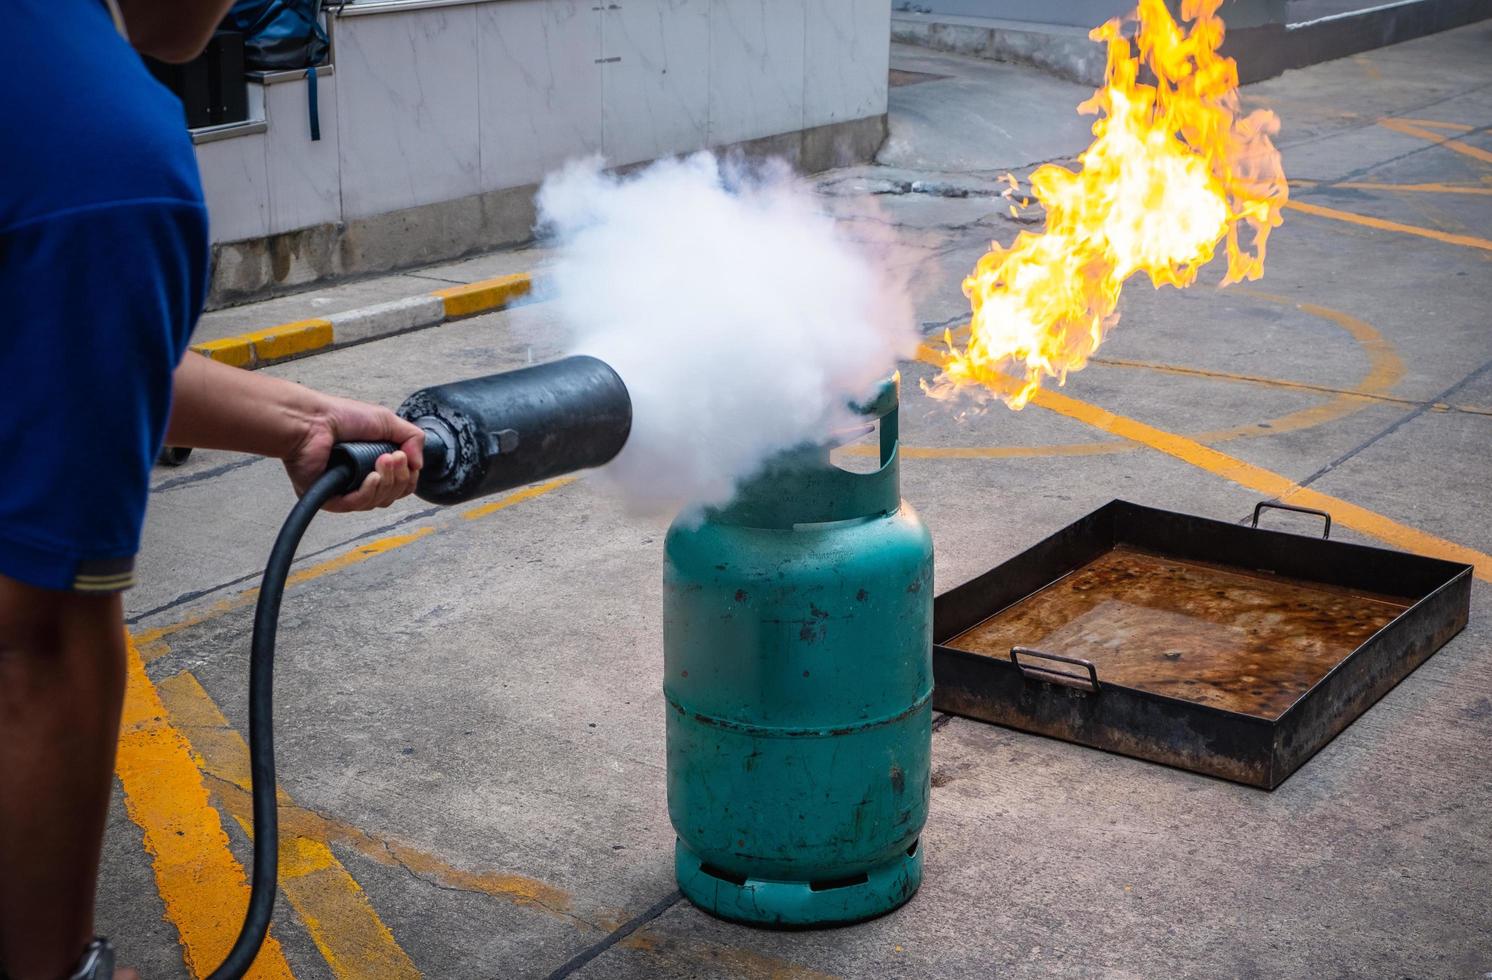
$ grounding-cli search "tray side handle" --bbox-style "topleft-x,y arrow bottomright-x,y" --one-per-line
1252,500 -> 1332,539
1010,646 -> 1100,693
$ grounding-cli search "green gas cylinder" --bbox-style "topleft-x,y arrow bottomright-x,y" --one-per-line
663,378 -> 933,927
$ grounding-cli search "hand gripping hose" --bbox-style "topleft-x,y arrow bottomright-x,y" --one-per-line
207,442 -> 395,980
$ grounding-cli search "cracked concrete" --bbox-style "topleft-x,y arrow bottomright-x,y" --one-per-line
96,23 -> 1492,980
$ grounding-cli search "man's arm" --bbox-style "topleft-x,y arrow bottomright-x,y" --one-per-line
116,0 -> 236,62
167,350 -> 425,511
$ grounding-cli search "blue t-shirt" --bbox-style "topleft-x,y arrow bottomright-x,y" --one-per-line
0,0 -> 209,592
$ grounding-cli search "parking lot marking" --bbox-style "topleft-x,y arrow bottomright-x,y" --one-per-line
463,476 -> 576,520
1379,117 -> 1492,165
616,931 -> 841,980
199,777 -> 589,926
1352,55 -> 1383,82
1024,382 -> 1492,580
1184,293 -> 1405,442
1293,180 -> 1492,197
1092,357 -> 1492,416
157,671 -> 423,980
132,528 -> 435,657
134,478 -> 573,657
1389,118 -> 1475,133
115,635 -> 296,979
1284,200 -> 1492,252
882,296 -> 1405,459
155,657 -> 609,924
1093,357 -> 1400,403
907,336 -> 1490,578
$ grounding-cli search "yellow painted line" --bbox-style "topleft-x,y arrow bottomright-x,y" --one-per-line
885,295 -> 1404,459
1390,118 -> 1475,133
1293,178 -> 1492,197
1352,55 -> 1382,82
1379,117 -> 1492,165
115,635 -> 296,979
286,526 -> 435,589
1091,357 -> 1411,404
134,527 -> 438,657
881,441 -> 1131,460
371,837 -> 577,917
157,663 -> 586,923
135,479 -> 574,658
1336,181 -> 1492,197
1285,199 -> 1492,253
619,929 -> 839,979
1187,294 -> 1403,443
432,273 -> 532,319
157,672 -> 423,980
1088,357 -> 1491,416
1022,382 -> 1492,581
462,475 -> 576,519
909,345 -> 1490,578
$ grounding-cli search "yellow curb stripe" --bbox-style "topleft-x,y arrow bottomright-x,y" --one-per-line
191,272 -> 535,370
432,273 -> 532,319
193,319 -> 335,368
1284,199 -> 1492,252
158,671 -> 422,980
250,319 -> 336,362
115,635 -> 296,979
193,336 -> 256,368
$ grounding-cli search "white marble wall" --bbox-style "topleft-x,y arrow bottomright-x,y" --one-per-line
479,0 -> 603,189
200,0 -> 888,244
195,130 -> 271,243
708,0 -> 807,146
335,6 -> 482,219
264,73 -> 341,234
602,0 -> 712,167
806,0 -> 892,128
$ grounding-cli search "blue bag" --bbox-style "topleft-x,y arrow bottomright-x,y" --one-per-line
222,0 -> 328,71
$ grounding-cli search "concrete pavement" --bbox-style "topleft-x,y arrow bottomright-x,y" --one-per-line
103,22 -> 1492,980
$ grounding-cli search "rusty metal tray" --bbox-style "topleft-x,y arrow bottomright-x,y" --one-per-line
932,500 -> 1472,789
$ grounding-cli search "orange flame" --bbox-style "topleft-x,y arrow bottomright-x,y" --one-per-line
936,0 -> 1287,409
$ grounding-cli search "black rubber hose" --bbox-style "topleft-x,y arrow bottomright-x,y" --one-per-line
206,464 -> 355,980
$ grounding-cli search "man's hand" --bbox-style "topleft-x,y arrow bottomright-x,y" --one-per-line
284,393 -> 424,512
166,351 -> 425,512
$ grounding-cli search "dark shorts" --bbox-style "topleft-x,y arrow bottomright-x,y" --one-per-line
0,0 -> 209,593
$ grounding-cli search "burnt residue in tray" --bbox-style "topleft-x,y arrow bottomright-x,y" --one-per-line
947,545 -> 1412,719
